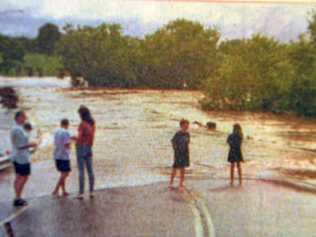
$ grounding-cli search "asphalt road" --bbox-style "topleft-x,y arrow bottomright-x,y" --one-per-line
0,180 -> 315,237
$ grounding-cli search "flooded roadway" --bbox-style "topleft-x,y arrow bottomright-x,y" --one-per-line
0,76 -> 315,201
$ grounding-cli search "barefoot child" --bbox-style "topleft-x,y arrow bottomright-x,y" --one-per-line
169,119 -> 190,192
227,123 -> 244,186
52,119 -> 72,197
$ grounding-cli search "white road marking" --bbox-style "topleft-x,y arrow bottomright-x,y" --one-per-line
0,205 -> 29,226
184,189 -> 216,237
191,202 -> 205,237
197,195 -> 216,237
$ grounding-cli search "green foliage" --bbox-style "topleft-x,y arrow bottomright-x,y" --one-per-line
290,76 -> 316,117
203,35 -> 294,112
0,34 -> 25,74
0,23 -> 62,76
201,10 -> 316,117
287,35 -> 316,116
0,16 -> 315,117
57,20 -> 219,89
22,53 -> 63,76
37,23 -> 61,55
15,37 -> 37,53
57,24 -> 138,87
140,19 -> 220,89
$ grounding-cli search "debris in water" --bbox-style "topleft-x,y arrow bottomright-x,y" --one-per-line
0,87 -> 18,109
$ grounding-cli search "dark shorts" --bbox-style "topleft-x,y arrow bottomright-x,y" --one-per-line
173,151 -> 190,168
55,160 -> 71,172
13,162 -> 31,176
228,148 -> 244,163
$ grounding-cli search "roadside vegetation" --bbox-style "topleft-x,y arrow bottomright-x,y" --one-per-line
0,14 -> 315,116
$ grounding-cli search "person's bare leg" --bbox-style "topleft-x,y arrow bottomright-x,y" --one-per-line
179,168 -> 185,192
61,172 -> 70,196
169,168 -> 177,189
52,173 -> 63,196
237,162 -> 242,186
14,175 -> 20,199
230,163 -> 235,186
16,176 -> 28,199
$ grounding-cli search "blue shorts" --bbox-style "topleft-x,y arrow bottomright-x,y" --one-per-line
13,162 -> 31,176
55,160 -> 71,172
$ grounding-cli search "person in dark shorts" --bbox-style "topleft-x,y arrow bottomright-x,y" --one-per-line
52,119 -> 73,197
227,123 -> 244,186
169,119 -> 190,192
10,111 -> 37,207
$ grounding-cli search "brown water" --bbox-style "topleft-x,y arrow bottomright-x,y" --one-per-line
0,77 -> 315,194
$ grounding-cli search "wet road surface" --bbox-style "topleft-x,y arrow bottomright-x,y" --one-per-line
1,180 -> 315,237
0,183 -> 195,237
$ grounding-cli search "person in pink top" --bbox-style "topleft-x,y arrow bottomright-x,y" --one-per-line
75,105 -> 96,199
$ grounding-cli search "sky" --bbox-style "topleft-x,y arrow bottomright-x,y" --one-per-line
0,0 -> 316,41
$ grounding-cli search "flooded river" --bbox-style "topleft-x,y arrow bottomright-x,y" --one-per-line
0,77 -> 315,200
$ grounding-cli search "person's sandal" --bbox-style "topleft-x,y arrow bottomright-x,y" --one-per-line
13,199 -> 28,207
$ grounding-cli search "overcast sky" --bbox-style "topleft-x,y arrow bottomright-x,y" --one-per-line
0,0 -> 315,41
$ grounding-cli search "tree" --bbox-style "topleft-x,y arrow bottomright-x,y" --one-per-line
288,31 -> 316,116
0,34 -> 25,74
140,19 -> 220,89
22,53 -> 63,76
37,23 -> 61,55
57,24 -> 138,87
203,35 -> 295,112
15,37 -> 37,53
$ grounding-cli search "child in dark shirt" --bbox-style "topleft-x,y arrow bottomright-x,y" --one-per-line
169,119 -> 190,192
227,123 -> 244,186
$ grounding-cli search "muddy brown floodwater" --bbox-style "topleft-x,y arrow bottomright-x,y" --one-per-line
0,76 -> 315,201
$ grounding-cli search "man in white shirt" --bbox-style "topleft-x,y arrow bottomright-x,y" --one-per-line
52,119 -> 72,197
10,111 -> 37,207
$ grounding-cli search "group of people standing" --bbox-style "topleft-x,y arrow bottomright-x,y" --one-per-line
10,105 -> 95,207
9,106 -> 244,207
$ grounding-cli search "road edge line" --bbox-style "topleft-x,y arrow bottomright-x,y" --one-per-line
187,190 -> 216,237
0,205 -> 29,236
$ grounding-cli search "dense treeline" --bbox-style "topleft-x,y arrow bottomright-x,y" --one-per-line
0,23 -> 62,76
0,15 -> 316,116
57,20 -> 220,88
201,28 -> 316,117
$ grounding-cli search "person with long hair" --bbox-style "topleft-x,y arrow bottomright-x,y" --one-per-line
76,105 -> 96,199
227,123 -> 244,186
